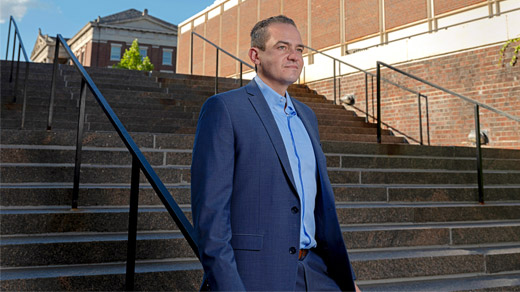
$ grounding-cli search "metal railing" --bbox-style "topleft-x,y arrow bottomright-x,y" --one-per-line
48,34 -> 199,290
305,46 -> 431,145
5,16 -> 30,128
190,31 -> 254,94
376,61 -> 520,204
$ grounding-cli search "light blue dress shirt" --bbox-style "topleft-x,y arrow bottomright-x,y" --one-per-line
254,76 -> 317,249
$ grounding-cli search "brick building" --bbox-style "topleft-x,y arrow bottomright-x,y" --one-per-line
31,9 -> 178,72
177,0 -> 520,148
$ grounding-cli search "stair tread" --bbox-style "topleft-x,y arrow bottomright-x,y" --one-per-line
0,258 -> 202,280
359,272 -> 520,291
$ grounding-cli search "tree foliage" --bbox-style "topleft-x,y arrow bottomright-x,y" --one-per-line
113,39 -> 154,71
499,36 -> 520,67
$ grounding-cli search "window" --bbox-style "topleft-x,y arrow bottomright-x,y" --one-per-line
162,49 -> 172,65
139,47 -> 148,60
110,44 -> 122,61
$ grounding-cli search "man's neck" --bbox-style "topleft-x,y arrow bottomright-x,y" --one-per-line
256,74 -> 289,96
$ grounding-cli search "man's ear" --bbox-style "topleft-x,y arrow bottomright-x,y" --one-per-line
248,47 -> 261,65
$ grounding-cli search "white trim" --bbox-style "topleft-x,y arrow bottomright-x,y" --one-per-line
110,43 -> 122,61
162,49 -> 173,65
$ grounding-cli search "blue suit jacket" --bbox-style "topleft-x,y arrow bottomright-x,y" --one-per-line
191,80 -> 356,291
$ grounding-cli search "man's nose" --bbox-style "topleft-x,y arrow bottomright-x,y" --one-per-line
287,48 -> 300,60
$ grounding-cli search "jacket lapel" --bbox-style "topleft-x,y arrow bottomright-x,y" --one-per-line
245,80 -> 298,192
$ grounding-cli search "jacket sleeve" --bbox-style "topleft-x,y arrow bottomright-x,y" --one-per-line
191,95 -> 246,291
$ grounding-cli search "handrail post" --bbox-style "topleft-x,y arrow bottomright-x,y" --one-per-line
72,78 -> 87,209
365,74 -> 369,123
333,60 -> 337,105
190,32 -> 194,75
14,44 -> 21,102
125,156 -> 140,291
6,17 -> 12,60
371,75 -> 375,123
48,36 -> 61,130
425,95 -> 431,145
240,63 -> 243,87
376,62 -> 382,143
474,105 -> 484,204
9,35 -> 17,83
215,47 -> 219,95
418,93 -> 423,145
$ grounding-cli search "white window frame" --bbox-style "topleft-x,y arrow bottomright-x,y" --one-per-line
110,44 -> 122,61
139,46 -> 148,59
162,49 -> 173,65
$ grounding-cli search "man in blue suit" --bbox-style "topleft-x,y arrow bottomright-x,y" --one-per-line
191,15 -> 360,291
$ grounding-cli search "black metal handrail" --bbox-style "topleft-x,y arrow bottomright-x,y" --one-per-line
5,16 -> 30,128
48,34 -> 199,291
191,31 -> 254,94
305,45 -> 431,145
376,61 -> 520,204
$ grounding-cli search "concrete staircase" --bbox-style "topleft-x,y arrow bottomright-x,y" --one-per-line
1,61 -> 519,291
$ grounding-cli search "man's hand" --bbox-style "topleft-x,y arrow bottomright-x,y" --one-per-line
355,283 -> 362,292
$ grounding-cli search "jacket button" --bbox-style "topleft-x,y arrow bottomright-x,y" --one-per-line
289,247 -> 297,254
291,206 -> 299,214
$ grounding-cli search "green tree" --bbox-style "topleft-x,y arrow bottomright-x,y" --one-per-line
113,39 -> 154,71
499,36 -> 520,67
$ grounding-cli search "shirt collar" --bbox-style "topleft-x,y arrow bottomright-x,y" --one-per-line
254,75 -> 296,116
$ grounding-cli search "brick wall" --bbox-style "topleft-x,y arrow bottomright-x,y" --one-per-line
205,16 -> 221,76
385,0 -> 427,30
259,0 -> 281,20
221,7 -> 239,77
311,0 -> 341,49
308,44 -> 520,149
177,0 -> 495,76
434,0 -> 486,15
345,0 -> 379,41
284,0 -> 309,45
192,24 -> 205,75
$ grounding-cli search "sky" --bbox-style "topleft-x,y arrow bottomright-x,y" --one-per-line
0,0 -> 216,60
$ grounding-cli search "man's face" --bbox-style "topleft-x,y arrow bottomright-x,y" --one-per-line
252,23 -> 304,93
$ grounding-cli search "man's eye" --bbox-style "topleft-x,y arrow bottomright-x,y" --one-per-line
278,46 -> 287,50
296,48 -> 304,53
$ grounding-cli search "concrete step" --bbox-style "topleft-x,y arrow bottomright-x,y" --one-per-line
1,183 -> 518,208
4,161 -> 518,185
343,220 -> 520,249
0,237 -> 518,288
2,203 -> 519,235
1,221 -> 518,268
0,130 -> 196,149
0,184 -> 191,207
320,132 -> 408,143
327,168 -> 520,185
328,153 -> 520,171
359,272 -> 520,292
0,164 -> 190,184
322,140 -> 520,159
0,258 -> 203,291
332,185 -> 520,202
335,202 -> 520,224
319,125 -> 392,135
3,130 -> 518,160
4,145 -> 518,171
0,145 -> 190,166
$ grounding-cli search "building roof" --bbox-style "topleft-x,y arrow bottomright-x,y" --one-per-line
97,8 -> 177,30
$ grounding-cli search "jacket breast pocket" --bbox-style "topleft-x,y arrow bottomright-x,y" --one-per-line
231,234 -> 263,251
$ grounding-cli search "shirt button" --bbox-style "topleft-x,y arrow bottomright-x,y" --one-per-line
289,247 -> 297,254
291,206 -> 299,214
